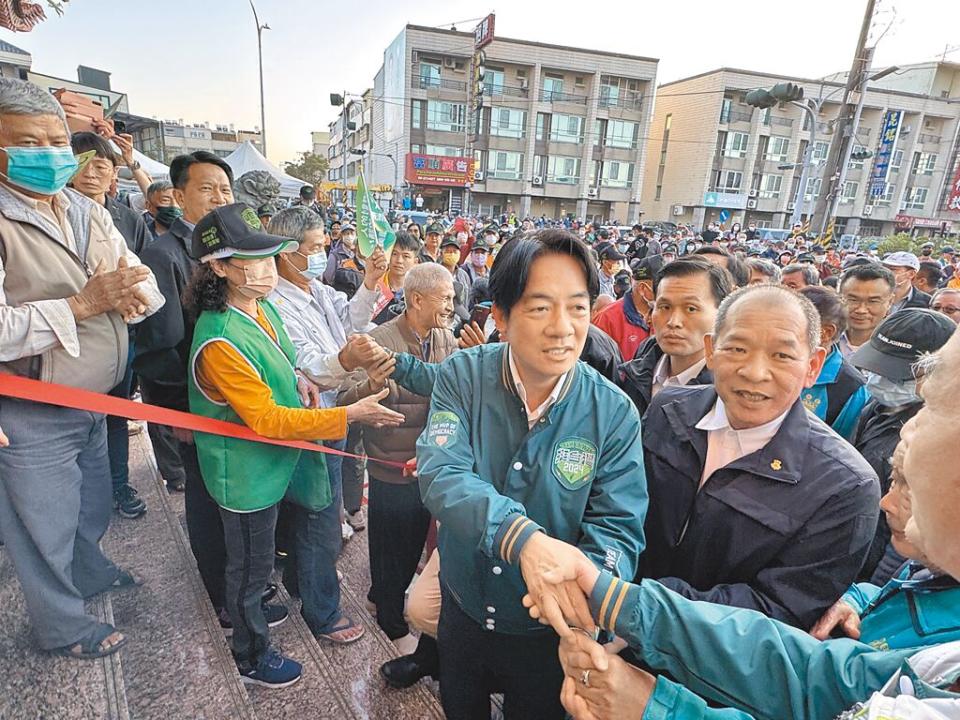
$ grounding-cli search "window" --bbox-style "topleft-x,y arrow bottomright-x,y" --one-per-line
536,112 -> 549,141
840,180 -> 859,204
425,145 -> 460,156
719,98 -> 732,124
723,132 -> 749,158
549,114 -> 584,143
547,156 -> 581,184
811,141 -> 829,163
759,174 -> 782,199
599,76 -> 620,107
543,75 -> 564,101
489,107 -> 526,139
761,108 -> 772,126
601,161 -> 634,188
804,177 -> 821,201
913,152 -> 937,175
713,170 -> 743,193
412,99 -> 423,129
766,136 -> 790,162
890,149 -> 903,171
605,119 -> 638,149
425,101 -> 465,132
419,61 -> 441,88
484,68 -> 505,96
904,187 -> 928,210
486,150 -> 524,180
875,182 -> 896,205
848,145 -> 868,169
655,114 -> 671,202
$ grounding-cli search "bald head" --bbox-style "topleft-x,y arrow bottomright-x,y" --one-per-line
902,326 -> 960,577
714,285 -> 821,355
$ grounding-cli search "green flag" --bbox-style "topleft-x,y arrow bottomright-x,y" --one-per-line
356,171 -> 396,258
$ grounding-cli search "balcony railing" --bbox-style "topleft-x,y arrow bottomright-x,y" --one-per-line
418,75 -> 468,91
484,82 -> 529,98
599,93 -> 644,110
539,89 -> 588,105
918,133 -> 942,145
720,110 -> 753,124
769,116 -> 793,128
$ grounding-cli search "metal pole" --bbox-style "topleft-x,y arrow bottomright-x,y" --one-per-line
250,1 -> 267,157
790,101 -> 818,228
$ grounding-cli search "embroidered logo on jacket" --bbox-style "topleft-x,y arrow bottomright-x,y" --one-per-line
552,438 -> 598,490
427,411 -> 460,447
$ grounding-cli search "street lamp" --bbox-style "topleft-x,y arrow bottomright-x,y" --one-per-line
249,0 -> 269,157
350,149 -> 400,210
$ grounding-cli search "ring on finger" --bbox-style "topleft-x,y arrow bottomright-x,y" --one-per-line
580,669 -> 591,687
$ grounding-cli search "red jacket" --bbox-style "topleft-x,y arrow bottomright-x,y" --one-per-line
593,297 -> 651,361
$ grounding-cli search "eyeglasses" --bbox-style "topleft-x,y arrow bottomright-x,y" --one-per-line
932,304 -> 960,315
842,295 -> 891,309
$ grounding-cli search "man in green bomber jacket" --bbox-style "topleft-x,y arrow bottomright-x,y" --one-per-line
383,228 -> 648,720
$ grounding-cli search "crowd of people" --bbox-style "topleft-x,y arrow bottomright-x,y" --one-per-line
1,75 -> 959,718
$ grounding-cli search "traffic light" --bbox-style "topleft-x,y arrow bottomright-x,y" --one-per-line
769,83 -> 804,102
850,148 -> 873,161
744,88 -> 777,109
330,93 -> 344,106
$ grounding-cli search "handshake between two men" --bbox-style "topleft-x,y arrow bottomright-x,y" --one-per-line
519,532 -> 658,720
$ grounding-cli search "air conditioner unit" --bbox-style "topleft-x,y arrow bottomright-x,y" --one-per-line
587,188 -> 598,198
863,204 -> 874,216
748,189 -> 759,198
746,199 -> 758,209
473,170 -> 484,182
673,204 -> 684,216
924,119 -> 935,130
519,78 -> 529,90
443,57 -> 456,69
532,175 -> 544,186
786,202 -> 796,211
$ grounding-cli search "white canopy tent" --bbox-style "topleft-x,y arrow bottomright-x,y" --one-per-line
224,141 -> 307,198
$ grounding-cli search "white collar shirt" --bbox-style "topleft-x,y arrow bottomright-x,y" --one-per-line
651,354 -> 707,398
695,397 -> 789,488
508,349 -> 567,430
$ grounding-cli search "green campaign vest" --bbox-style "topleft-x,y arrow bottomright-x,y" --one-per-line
187,300 -> 331,512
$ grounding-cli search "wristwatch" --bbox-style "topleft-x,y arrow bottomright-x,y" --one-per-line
127,160 -> 141,171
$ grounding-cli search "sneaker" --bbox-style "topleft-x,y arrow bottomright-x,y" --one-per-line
113,485 -> 146,519
219,603 -> 289,637
346,508 -> 366,531
341,521 -> 355,542
238,647 -> 302,689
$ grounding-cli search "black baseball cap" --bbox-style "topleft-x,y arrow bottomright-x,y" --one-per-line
850,309 -> 957,382
597,243 -> 626,262
426,222 -> 444,236
191,203 -> 297,263
631,257 -> 655,281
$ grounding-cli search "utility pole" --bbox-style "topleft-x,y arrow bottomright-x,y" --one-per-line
249,1 -> 269,157
810,0 -> 877,237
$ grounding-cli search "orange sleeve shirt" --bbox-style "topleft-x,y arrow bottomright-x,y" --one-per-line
195,305 -> 347,442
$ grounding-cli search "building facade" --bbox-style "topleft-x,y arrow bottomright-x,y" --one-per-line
362,24 -> 658,222
311,130 -> 330,159
326,90 -> 374,206
641,65 -> 960,238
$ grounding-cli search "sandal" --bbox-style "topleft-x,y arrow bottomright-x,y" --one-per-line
109,569 -> 144,592
317,614 -> 365,645
53,623 -> 126,660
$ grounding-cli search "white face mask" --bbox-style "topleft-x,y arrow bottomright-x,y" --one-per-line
864,371 -> 920,408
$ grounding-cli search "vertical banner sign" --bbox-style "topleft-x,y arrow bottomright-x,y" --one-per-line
356,172 -> 396,257
946,161 -> 960,213
869,110 -> 903,198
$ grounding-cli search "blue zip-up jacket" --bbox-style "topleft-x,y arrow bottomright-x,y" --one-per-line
392,343 -> 648,635
843,562 -> 960,651
587,574 -> 960,719
801,345 -> 869,441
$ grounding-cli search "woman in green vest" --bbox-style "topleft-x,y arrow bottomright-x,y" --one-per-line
182,203 -> 403,689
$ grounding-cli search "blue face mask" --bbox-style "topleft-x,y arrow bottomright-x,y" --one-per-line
295,250 -> 327,280
1,145 -> 81,195
864,371 -> 920,408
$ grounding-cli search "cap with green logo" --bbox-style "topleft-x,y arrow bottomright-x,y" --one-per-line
190,203 -> 298,263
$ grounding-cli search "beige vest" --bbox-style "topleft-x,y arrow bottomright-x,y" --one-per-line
0,186 -> 128,393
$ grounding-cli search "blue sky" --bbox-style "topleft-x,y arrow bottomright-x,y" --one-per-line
3,0 -> 958,164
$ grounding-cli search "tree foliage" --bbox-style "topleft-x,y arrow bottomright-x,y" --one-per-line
283,152 -> 329,186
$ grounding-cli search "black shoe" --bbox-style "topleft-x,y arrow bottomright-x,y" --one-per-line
380,654 -> 434,689
113,485 -> 147,519
219,603 -> 289,637
262,583 -> 278,604
166,476 -> 186,492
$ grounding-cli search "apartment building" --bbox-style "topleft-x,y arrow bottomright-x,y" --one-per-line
362,24 -> 657,221
327,90 -> 374,205
642,63 -> 960,238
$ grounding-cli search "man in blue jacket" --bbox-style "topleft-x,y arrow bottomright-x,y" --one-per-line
386,229 -> 648,719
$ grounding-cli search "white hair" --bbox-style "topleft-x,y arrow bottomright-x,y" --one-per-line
0,78 -> 68,130
403,262 -> 453,297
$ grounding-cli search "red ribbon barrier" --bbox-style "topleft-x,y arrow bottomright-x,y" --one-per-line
0,374 -> 406,468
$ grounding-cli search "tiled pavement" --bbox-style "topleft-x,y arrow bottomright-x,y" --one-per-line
0,428 -> 445,719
